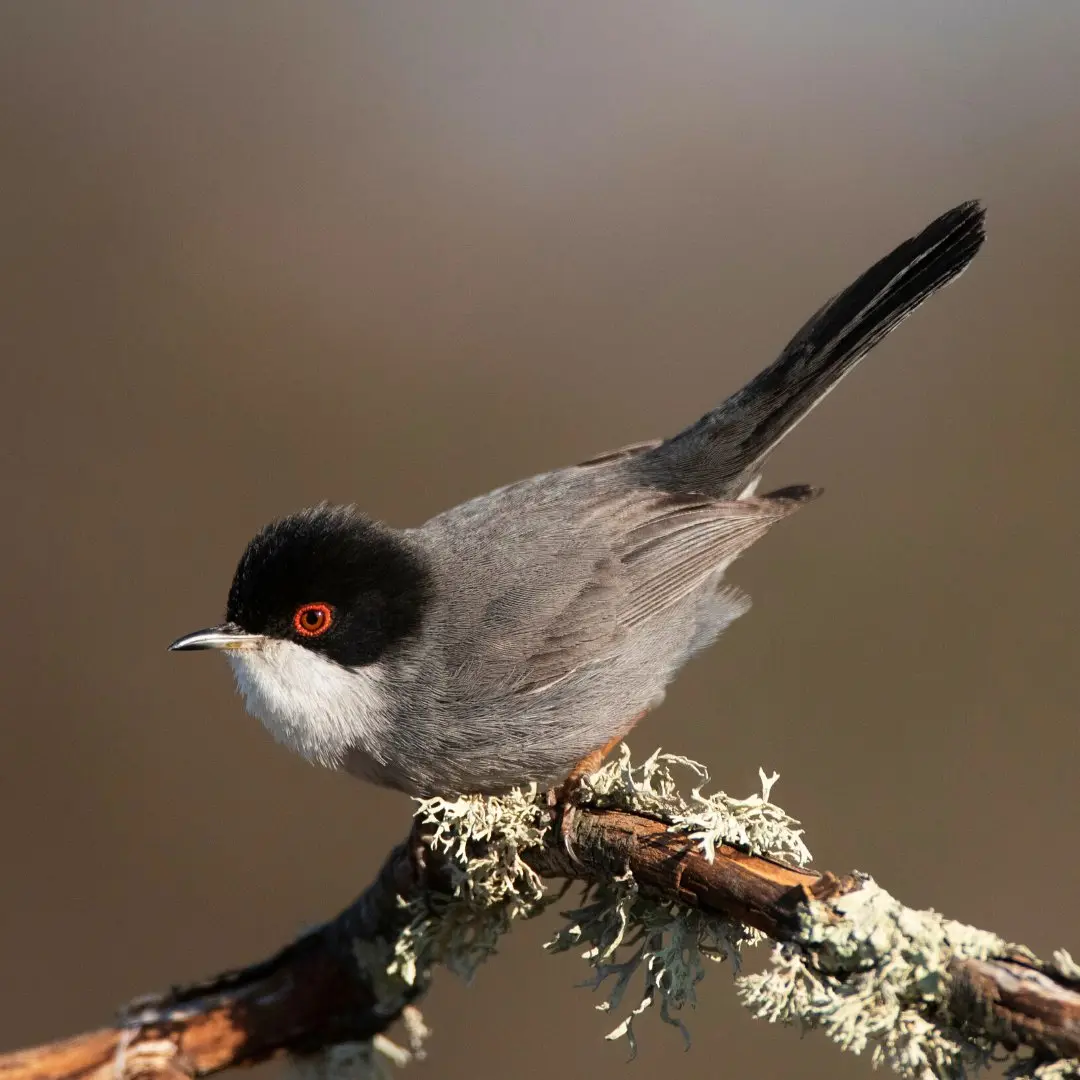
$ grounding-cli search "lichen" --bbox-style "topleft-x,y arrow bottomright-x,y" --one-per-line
358,745 -> 807,1056
1010,1059 -> 1080,1080
547,748 -> 809,1054
385,781 -> 551,985
286,1009 -> 429,1080
583,744 -> 812,866
546,866 -> 749,1056
335,746 -> 1075,1079
1052,949 -> 1080,983
738,879 -> 1006,1080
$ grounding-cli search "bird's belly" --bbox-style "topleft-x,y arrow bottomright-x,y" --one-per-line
350,588 -> 740,797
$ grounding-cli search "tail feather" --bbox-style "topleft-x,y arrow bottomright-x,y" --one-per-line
639,201 -> 986,497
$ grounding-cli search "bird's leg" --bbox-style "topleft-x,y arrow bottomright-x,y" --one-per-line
547,719 -> 645,857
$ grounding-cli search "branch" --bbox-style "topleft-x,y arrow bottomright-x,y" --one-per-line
0,840 -> 425,1080
1,753 -> 1077,1080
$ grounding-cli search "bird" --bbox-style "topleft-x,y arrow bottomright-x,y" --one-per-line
170,201 -> 985,799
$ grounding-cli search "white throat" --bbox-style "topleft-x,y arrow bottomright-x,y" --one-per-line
226,639 -> 392,768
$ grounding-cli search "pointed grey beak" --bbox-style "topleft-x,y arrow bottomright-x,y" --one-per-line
169,623 -> 265,652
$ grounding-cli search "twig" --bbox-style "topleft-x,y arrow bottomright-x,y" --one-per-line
1,797 -> 1077,1080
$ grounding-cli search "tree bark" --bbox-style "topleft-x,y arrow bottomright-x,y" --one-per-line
2,806 -> 1077,1080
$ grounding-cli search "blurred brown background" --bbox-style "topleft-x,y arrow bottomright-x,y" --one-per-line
1,3 -> 1077,1077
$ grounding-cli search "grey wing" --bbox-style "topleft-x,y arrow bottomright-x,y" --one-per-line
617,485 -> 817,628
423,445 -> 816,701
499,484 -> 819,696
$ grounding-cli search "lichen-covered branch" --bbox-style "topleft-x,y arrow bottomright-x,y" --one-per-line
0,839 -> 428,1080
1,750 -> 1077,1080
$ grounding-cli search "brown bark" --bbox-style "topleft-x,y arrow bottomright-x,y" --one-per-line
1,808 -> 1077,1080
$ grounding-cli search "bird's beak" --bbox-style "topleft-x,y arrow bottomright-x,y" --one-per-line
168,623 -> 265,652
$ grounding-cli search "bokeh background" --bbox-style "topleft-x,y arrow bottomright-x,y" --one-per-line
2,4 -> 1078,1078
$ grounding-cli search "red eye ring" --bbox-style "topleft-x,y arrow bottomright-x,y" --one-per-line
293,602 -> 333,638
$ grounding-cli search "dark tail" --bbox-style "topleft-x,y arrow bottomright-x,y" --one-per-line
639,201 -> 986,497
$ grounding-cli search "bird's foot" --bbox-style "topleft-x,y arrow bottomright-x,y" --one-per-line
546,781 -> 584,863
546,739 -> 621,861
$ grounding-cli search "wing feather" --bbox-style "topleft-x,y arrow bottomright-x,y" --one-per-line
508,484 -> 817,694
619,489 -> 813,627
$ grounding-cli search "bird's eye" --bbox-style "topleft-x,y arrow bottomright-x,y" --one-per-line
293,602 -> 333,638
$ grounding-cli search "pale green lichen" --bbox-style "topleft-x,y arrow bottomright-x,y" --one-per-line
286,1008 -> 429,1080
332,746 -> 1075,1079
385,782 -> 551,986
367,746 -> 805,1056
583,744 -> 812,866
1012,1059 -> 1080,1080
738,879 -> 1007,1080
546,747 -> 809,1054
1053,949 -> 1080,983
546,866 -> 749,1056
383,745 -> 806,1007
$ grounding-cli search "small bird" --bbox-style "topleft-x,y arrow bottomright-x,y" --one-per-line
171,202 -> 985,798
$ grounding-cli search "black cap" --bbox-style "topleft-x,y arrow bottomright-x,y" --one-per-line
225,504 -> 432,667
